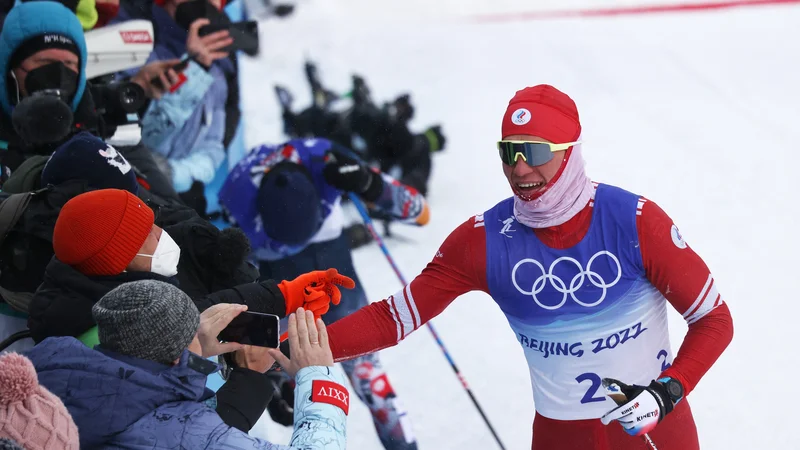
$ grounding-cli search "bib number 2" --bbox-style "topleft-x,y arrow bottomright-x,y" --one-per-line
576,349 -> 672,405
575,372 -> 605,404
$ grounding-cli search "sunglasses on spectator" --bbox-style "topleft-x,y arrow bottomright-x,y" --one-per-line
497,140 -> 580,166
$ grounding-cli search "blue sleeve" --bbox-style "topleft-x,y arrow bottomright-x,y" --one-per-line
168,90 -> 227,192
204,367 -> 347,449
140,60 -> 216,149
288,366 -> 348,450
205,419 -> 292,449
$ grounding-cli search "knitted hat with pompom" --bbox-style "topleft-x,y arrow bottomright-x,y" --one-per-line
0,353 -> 79,450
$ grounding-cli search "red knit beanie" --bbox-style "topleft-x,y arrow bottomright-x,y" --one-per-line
501,85 -> 582,142
53,189 -> 154,276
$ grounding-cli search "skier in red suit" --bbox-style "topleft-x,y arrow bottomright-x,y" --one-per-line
324,85 -> 733,449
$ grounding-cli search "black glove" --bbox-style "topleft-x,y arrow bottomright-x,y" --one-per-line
266,371 -> 295,426
344,223 -> 373,249
322,151 -> 384,202
423,125 -> 446,153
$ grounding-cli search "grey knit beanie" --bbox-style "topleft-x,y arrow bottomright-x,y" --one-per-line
0,439 -> 24,450
92,280 -> 201,365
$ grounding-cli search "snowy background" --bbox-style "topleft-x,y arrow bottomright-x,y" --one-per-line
238,0 -> 799,448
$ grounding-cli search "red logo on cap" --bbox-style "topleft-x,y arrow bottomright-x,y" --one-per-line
311,380 -> 349,415
119,31 -> 153,44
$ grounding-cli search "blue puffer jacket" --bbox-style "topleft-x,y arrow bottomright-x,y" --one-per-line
0,1 -> 88,116
114,4 -> 231,193
26,337 -> 348,450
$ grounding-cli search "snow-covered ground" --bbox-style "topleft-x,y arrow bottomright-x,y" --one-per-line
240,1 -> 799,448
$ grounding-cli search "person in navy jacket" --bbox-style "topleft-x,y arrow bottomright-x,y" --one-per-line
220,138 -> 427,450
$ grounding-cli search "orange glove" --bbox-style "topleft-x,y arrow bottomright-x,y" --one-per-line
277,268 -> 356,317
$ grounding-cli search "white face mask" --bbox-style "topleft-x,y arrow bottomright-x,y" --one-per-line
137,230 -> 181,277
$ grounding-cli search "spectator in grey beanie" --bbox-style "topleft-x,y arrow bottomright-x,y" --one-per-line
25,280 -> 350,449
91,279 -> 205,365
0,438 -> 23,450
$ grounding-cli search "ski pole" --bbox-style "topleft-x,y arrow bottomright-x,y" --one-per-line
644,434 -> 658,450
348,193 -> 507,450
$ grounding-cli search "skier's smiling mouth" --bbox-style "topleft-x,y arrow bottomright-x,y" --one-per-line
515,181 -> 546,193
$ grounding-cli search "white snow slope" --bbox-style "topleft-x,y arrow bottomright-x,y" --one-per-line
239,1 -> 799,448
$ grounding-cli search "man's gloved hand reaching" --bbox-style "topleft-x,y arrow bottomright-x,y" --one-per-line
322,151 -> 384,202
278,268 -> 356,318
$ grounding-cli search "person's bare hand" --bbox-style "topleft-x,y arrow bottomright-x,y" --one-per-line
130,59 -> 182,99
233,344 -> 276,373
186,19 -> 233,68
267,307 -> 334,378
198,303 -> 247,357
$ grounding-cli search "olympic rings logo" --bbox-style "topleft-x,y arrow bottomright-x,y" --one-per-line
511,251 -> 622,310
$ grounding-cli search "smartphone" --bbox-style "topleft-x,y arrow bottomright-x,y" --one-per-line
199,21 -> 259,56
218,311 -> 280,348
150,57 -> 191,91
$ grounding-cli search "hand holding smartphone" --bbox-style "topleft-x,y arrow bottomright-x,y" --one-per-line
199,20 -> 259,56
218,310 -> 281,348
149,57 -> 191,92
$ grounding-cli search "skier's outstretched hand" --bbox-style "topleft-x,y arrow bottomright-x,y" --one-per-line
267,308 -> 334,378
600,377 -> 682,436
278,268 -> 356,317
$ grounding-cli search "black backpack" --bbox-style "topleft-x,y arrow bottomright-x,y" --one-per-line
0,187 -> 49,313
0,188 -> 50,351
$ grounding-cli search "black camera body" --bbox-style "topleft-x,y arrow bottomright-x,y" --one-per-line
87,76 -> 146,138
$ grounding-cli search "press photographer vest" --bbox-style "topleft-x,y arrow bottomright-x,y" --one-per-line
484,184 -> 673,420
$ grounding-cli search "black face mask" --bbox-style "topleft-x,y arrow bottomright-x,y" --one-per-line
22,62 -> 79,103
175,0 -> 229,31
10,62 -> 78,146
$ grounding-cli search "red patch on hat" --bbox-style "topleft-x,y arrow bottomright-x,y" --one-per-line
501,85 -> 581,142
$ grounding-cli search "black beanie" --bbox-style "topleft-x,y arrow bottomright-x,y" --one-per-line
257,163 -> 322,246
9,33 -> 80,69
41,132 -> 139,194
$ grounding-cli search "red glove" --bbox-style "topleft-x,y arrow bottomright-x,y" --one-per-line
277,268 -> 356,317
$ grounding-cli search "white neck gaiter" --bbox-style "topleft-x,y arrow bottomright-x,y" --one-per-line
513,142 -> 593,229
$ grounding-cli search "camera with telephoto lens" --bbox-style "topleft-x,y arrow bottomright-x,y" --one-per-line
82,20 -> 155,138
88,77 -> 146,135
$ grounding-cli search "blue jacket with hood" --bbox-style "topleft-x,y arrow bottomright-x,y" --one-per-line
0,1 -> 88,117
114,4 -> 230,194
26,336 -> 348,449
